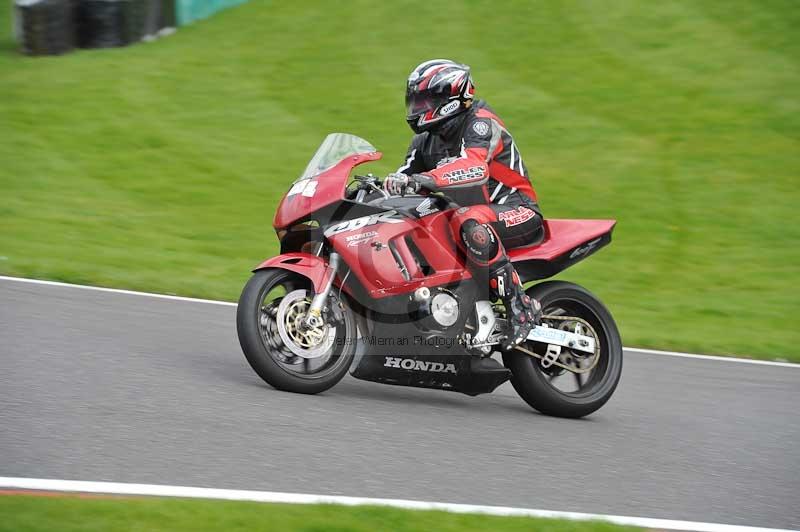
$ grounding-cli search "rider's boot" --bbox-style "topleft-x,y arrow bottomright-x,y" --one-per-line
488,261 -> 542,351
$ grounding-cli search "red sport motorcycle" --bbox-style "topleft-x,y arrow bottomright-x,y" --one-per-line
237,134 -> 622,418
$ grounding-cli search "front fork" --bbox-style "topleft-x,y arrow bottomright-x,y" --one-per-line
304,252 -> 341,328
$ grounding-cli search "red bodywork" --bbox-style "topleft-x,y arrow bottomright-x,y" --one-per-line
325,209 -> 469,297
255,253 -> 334,293
259,151 -> 615,299
273,152 -> 382,230
508,219 -> 616,262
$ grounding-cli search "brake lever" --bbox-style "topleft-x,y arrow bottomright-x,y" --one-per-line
351,174 -> 388,199
369,182 -> 389,199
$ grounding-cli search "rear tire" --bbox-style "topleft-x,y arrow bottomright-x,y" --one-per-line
503,281 -> 622,418
237,268 -> 355,394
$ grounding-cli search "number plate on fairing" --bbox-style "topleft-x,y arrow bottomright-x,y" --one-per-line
528,326 -> 596,354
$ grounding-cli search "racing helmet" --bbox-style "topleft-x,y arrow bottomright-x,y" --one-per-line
405,59 -> 475,134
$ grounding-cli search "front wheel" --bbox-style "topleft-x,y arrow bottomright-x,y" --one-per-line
237,268 -> 356,394
503,281 -> 623,418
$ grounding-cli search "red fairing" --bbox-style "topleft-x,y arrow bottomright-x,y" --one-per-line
508,219 -> 616,262
273,152 -> 383,230
253,253 -> 334,293
326,210 -> 471,298
425,147 -> 489,188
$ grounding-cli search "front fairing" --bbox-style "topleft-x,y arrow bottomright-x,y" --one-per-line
273,134 -> 382,230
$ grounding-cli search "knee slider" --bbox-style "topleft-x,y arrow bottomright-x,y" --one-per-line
460,219 -> 499,263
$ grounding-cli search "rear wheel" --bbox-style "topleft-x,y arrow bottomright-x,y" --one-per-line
503,281 -> 622,418
236,268 -> 356,394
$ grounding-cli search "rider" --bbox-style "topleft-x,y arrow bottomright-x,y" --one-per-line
384,59 -> 543,351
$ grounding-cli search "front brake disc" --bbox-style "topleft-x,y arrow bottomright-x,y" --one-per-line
276,289 -> 336,359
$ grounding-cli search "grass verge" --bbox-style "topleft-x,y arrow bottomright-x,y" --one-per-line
0,494 -> 639,532
1,1 -> 798,360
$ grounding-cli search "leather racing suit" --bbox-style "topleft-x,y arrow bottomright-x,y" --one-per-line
397,100 -> 543,348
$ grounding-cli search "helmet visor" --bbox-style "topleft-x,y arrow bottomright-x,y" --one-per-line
405,88 -> 449,118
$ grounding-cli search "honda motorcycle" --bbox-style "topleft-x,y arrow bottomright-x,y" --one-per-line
237,133 -> 622,418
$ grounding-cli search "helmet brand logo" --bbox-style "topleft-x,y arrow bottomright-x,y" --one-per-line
439,100 -> 461,116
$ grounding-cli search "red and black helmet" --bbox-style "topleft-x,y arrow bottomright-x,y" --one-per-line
405,59 -> 475,134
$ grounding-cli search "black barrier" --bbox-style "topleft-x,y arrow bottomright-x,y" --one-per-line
75,0 -> 146,48
14,0 -> 76,56
142,0 -> 175,38
14,0 -> 229,55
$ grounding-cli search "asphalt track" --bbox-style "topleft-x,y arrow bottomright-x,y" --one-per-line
1,278 -> 798,529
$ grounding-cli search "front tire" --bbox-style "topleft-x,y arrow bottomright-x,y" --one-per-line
237,268 -> 356,394
503,281 -> 623,418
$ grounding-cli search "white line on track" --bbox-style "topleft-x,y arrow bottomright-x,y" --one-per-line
625,347 -> 798,368
0,275 -> 237,307
1,275 -> 796,368
0,477 -> 794,532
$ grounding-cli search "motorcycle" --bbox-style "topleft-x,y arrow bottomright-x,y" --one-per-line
237,133 -> 622,418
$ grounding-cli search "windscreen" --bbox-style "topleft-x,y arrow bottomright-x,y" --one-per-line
298,133 -> 377,181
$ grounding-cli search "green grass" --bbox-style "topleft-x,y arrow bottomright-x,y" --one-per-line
0,495 -> 638,532
1,1 -> 798,360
